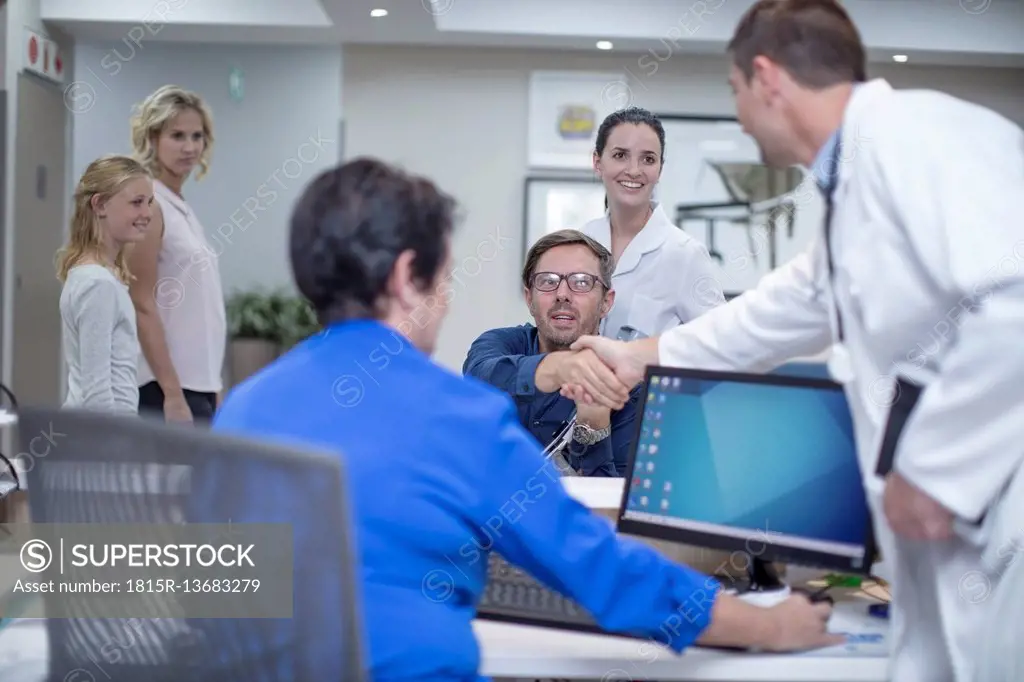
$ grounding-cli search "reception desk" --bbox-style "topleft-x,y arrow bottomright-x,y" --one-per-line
471,477 -> 892,681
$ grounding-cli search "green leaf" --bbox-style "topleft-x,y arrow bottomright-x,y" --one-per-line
225,287 -> 322,347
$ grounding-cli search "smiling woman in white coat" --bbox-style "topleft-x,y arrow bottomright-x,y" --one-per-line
580,107 -> 725,339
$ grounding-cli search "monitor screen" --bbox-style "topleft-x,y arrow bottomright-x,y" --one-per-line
618,367 -> 875,574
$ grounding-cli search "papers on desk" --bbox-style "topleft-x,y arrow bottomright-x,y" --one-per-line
799,604 -> 889,658
561,477 -> 624,510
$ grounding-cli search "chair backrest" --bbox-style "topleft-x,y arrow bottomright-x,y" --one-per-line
16,406 -> 367,682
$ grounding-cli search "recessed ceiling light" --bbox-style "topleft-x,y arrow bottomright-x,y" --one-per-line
892,54 -> 908,63
370,8 -> 388,18
596,40 -> 613,50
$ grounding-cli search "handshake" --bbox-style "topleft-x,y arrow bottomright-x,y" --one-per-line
535,335 -> 658,411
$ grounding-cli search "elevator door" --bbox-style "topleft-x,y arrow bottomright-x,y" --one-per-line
11,73 -> 67,406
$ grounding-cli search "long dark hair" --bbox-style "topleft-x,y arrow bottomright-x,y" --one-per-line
594,107 -> 666,210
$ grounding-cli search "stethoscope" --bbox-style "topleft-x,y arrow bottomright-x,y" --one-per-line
820,134 -> 855,385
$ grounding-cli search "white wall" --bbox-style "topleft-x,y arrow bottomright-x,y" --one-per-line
343,45 -> 1024,371
70,42 -> 343,296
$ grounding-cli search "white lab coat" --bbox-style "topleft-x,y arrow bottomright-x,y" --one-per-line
580,201 -> 725,339
971,457 -> 1024,682
656,78 -> 1024,681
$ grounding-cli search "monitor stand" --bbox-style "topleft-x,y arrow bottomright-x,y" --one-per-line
747,556 -> 786,592
714,555 -> 792,607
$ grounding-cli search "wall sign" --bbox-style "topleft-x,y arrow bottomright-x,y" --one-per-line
24,29 -> 65,84
527,71 -> 628,170
229,68 -> 245,102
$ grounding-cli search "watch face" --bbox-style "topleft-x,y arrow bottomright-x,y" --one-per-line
573,424 -> 607,445
572,424 -> 591,443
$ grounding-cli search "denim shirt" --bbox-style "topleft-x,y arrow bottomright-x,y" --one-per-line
462,324 -> 641,476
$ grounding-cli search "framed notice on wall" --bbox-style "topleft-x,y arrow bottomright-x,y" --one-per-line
527,71 -> 628,170
522,176 -> 606,259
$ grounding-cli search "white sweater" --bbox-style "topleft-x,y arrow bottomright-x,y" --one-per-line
60,264 -> 140,414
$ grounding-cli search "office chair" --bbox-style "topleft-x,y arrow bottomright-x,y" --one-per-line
17,406 -> 367,682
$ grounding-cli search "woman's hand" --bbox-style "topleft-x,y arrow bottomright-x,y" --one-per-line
164,392 -> 194,423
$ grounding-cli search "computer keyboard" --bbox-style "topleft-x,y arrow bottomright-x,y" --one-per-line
475,553 -> 603,634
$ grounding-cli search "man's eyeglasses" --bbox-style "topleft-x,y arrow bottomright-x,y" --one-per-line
531,272 -> 605,293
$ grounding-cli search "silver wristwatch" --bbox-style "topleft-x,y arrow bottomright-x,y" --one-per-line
572,422 -> 611,445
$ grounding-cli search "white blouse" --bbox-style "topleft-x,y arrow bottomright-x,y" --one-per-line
138,180 -> 227,393
580,201 -> 726,339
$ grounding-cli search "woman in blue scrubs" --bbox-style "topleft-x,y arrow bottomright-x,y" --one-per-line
213,157 -> 841,681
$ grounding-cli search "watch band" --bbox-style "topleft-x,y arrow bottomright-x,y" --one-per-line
572,422 -> 611,445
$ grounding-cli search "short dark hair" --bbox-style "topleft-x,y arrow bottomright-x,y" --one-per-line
289,157 -> 456,325
594,107 -> 666,210
728,0 -> 866,88
521,229 -> 614,290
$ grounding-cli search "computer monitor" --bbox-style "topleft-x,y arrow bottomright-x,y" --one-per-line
616,366 -> 876,593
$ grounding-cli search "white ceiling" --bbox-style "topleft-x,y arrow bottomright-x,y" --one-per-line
41,0 -> 1024,68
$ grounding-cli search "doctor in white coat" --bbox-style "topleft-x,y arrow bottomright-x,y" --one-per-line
579,107 -> 726,339
562,2 -> 1024,681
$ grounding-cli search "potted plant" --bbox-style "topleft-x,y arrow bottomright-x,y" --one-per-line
226,289 -> 281,386
274,294 -> 321,350
225,289 -> 322,387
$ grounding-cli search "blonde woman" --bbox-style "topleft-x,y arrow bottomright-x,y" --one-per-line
57,155 -> 154,413
127,85 -> 226,425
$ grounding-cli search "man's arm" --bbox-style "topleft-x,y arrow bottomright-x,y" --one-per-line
570,250 -> 833,397
450,400 -> 842,652
657,249 -> 831,372
564,387 -> 642,477
565,402 -> 617,476
464,328 -> 630,408
462,327 -> 544,398
872,101 -> 1024,523
565,386 -> 642,476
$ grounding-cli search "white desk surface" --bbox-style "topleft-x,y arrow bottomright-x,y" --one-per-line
476,601 -> 890,681
0,608 -> 890,682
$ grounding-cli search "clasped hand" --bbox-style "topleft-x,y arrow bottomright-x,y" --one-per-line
555,335 -> 646,409
553,348 -> 630,411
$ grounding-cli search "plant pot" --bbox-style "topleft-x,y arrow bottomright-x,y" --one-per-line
228,338 -> 280,387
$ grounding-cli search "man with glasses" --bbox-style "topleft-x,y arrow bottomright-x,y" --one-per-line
463,229 -> 636,476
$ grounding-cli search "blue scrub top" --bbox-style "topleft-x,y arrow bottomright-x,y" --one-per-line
213,319 -> 721,682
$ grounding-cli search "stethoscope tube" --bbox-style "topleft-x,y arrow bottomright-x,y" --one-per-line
821,134 -> 855,385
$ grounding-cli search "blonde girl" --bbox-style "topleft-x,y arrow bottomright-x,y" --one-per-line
56,155 -> 153,413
